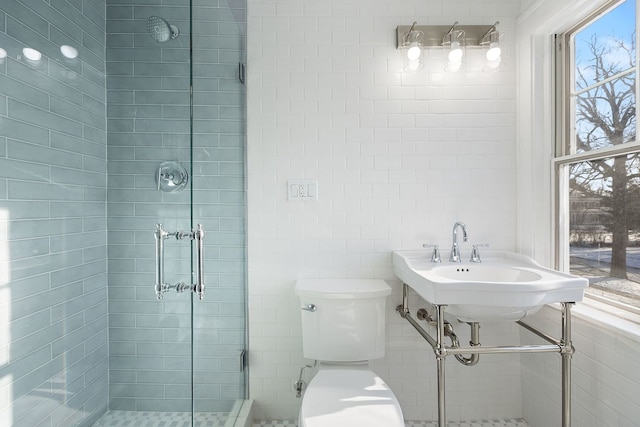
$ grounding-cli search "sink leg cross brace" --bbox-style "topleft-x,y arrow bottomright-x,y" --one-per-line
397,283 -> 575,427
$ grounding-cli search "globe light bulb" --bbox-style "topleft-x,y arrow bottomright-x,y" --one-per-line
448,41 -> 463,62
486,41 -> 501,62
407,41 -> 421,61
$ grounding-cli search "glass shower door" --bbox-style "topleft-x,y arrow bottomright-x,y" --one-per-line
105,0 -> 246,424
191,0 -> 247,419
106,0 -> 196,419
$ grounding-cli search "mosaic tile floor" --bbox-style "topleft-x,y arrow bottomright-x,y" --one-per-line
93,411 -> 229,427
93,411 -> 528,427
253,419 -> 528,427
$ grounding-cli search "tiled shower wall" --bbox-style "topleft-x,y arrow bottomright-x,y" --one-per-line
247,0 -> 522,421
106,0 -> 194,412
0,1 -> 109,426
105,0 -> 246,413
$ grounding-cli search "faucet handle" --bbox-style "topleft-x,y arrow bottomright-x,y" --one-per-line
423,244 -> 442,263
469,244 -> 489,263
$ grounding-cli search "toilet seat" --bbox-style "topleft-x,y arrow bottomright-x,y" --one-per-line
299,369 -> 404,427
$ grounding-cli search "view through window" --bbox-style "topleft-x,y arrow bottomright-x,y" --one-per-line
560,0 -> 640,310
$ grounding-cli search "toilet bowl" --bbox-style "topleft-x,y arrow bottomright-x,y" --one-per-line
295,279 -> 404,427
298,367 -> 404,427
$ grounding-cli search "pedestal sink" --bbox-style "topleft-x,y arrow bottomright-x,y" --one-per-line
392,250 -> 589,322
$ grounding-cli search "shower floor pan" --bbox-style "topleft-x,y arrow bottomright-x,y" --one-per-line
93,410 -> 231,427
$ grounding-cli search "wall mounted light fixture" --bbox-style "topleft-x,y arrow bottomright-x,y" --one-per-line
396,21 -> 504,72
398,21 -> 424,71
442,22 -> 465,72
481,22 -> 502,70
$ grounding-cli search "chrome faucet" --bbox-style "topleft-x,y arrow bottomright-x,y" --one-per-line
450,221 -> 468,262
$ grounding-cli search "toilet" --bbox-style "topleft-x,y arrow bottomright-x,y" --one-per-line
295,278 -> 404,427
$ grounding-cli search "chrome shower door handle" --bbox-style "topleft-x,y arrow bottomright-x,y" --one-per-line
193,224 -> 205,300
153,223 -> 205,300
154,223 -> 168,299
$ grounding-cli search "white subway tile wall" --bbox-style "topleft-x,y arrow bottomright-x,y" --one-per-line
521,305 -> 640,427
247,0 -> 521,422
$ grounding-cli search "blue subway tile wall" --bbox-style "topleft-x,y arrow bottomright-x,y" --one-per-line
105,2 -> 193,412
0,0 -> 245,422
0,1 -> 108,427
105,0 -> 246,414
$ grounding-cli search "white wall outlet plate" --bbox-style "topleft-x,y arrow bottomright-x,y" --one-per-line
287,179 -> 318,201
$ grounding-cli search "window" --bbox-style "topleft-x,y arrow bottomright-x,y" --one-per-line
556,0 -> 640,311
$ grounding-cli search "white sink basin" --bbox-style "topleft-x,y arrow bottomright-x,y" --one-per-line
392,250 -> 589,322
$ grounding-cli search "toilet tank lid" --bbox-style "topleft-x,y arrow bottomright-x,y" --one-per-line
295,279 -> 391,299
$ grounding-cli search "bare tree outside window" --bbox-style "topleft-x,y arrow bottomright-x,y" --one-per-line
566,0 -> 640,306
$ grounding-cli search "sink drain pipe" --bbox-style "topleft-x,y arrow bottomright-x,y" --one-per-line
416,308 -> 480,366
449,321 -> 481,366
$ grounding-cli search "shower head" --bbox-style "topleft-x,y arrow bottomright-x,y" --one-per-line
146,16 -> 179,42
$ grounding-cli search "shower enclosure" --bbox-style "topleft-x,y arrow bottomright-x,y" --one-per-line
0,1 -> 246,426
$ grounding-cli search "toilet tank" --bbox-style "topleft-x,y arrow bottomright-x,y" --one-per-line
295,279 -> 391,362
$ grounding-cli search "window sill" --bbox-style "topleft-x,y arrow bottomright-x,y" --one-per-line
549,298 -> 640,344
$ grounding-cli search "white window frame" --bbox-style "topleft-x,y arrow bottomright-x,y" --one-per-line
553,0 -> 640,315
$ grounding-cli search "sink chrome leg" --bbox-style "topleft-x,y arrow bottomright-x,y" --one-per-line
561,302 -> 574,427
435,304 -> 447,427
436,357 -> 446,427
401,283 -> 410,318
